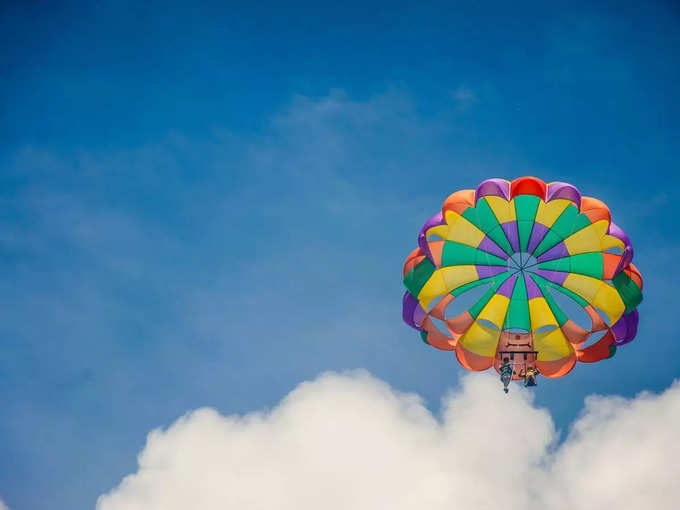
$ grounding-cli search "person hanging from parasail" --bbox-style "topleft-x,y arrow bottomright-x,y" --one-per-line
523,365 -> 539,387
499,357 -> 513,393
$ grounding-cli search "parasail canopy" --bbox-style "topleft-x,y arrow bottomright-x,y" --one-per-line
402,177 -> 642,378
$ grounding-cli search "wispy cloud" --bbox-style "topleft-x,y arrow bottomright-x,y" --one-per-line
451,86 -> 477,110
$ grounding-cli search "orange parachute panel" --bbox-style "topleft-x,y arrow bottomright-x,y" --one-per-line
561,320 -> 590,347
446,312 -> 475,338
421,317 -> 456,351
537,355 -> 576,378
428,240 -> 444,268
580,196 -> 612,224
429,294 -> 454,320
455,343 -> 494,371
442,189 -> 475,216
576,330 -> 615,363
625,263 -> 643,290
584,305 -> 608,332
602,253 -> 622,280
403,247 -> 425,277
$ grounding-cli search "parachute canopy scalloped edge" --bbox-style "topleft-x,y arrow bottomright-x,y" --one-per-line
402,176 -> 642,378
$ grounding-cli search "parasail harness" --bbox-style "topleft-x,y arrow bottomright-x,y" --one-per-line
497,350 -> 540,392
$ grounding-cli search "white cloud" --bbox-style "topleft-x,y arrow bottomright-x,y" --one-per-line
0,499 -> 9,510
96,371 -> 680,510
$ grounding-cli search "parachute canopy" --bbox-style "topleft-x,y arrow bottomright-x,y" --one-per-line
402,177 -> 642,378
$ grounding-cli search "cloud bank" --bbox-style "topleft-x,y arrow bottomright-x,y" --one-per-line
97,371 -> 680,510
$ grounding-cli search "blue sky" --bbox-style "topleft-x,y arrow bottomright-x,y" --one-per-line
1,1 -> 679,509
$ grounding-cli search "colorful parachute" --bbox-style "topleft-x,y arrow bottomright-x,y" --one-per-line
402,177 -> 642,379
